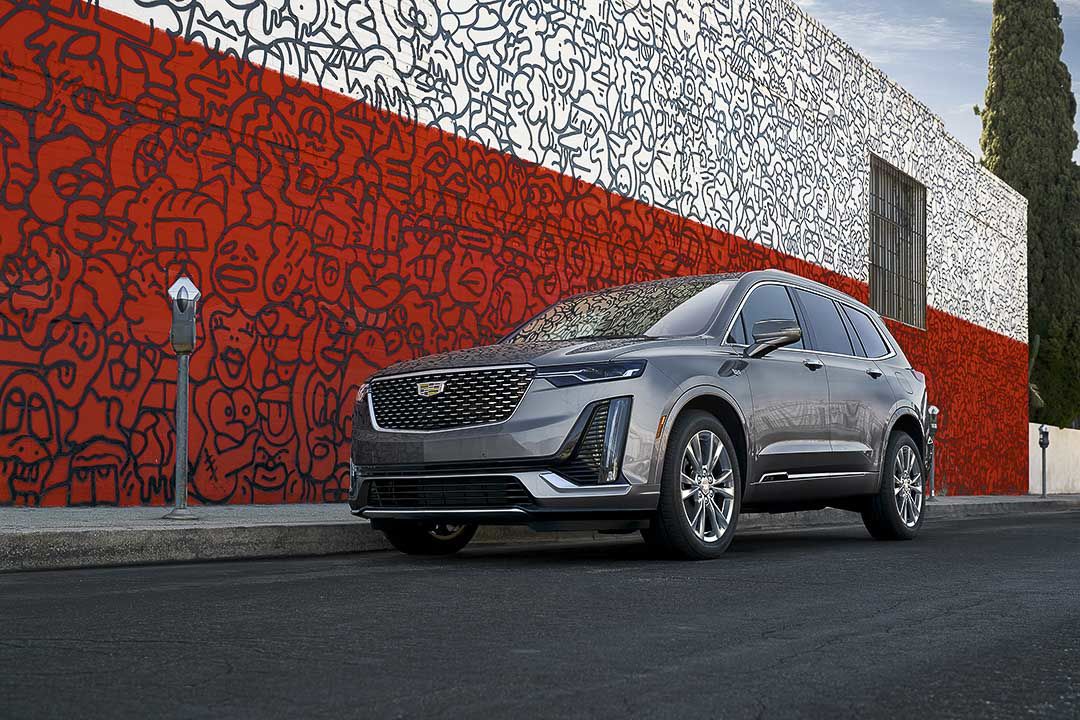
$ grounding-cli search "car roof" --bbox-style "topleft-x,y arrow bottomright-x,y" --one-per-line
734,270 -> 879,316
555,271 -> 880,320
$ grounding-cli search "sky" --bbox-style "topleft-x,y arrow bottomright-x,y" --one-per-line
793,0 -> 1080,162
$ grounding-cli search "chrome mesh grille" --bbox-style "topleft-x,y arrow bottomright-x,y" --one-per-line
370,367 -> 534,431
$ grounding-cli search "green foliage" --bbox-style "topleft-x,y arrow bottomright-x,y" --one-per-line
982,0 -> 1080,425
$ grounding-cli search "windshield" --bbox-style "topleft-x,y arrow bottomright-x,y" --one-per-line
505,278 -> 737,343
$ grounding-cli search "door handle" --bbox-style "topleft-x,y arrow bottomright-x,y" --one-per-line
866,368 -> 883,379
803,358 -> 824,371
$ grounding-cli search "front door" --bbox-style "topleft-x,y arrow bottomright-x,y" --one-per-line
726,283 -> 831,484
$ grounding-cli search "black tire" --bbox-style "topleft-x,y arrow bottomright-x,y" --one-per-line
862,431 -> 925,541
643,411 -> 741,560
381,521 -> 478,556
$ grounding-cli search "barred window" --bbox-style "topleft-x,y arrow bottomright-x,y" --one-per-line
869,156 -> 927,329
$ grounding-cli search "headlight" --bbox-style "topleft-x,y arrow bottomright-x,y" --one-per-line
355,382 -> 370,403
535,360 -> 647,388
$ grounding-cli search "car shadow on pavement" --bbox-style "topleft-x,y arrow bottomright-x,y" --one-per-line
409,526 -> 879,566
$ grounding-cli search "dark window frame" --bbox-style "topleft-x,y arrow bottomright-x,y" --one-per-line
869,155 -> 927,329
841,304 -> 893,360
721,281 -> 897,361
791,288 -> 856,357
725,283 -> 806,350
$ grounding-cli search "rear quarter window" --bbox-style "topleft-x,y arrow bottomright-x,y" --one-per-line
842,305 -> 891,358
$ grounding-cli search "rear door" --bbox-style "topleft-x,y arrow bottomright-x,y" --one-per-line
726,283 -> 831,482
791,289 -> 895,482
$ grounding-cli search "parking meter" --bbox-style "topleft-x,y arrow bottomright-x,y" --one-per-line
1039,424 -> 1050,499
168,277 -> 200,354
164,277 -> 201,520
926,406 -> 940,498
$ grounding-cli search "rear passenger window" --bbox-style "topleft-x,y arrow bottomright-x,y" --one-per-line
842,305 -> 890,358
730,284 -> 804,349
794,290 -> 854,356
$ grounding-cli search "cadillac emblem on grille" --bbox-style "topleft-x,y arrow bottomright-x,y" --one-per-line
417,380 -> 446,398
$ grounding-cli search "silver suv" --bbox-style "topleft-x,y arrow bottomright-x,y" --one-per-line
349,270 -> 933,559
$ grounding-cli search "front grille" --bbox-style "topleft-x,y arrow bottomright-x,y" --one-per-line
367,477 -> 532,509
370,367 -> 534,431
559,401 -> 610,484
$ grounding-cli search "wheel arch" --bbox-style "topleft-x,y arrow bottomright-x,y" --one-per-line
878,409 -> 925,489
887,411 -> 925,452
655,386 -> 750,491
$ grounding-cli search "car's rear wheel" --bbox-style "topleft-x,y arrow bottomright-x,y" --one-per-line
862,431 -> 924,540
381,521 -> 478,555
643,411 -> 741,560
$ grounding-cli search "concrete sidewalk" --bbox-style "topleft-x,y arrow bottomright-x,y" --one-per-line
3,495 -> 1078,572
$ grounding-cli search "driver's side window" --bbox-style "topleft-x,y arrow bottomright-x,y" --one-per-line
728,285 -> 805,349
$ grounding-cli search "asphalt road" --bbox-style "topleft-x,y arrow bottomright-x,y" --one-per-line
2,512 -> 1078,719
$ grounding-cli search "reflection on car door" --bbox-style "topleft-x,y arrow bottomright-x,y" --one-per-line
791,289 -> 895,487
727,284 -> 831,483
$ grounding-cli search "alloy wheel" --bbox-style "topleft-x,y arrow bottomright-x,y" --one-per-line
679,430 -> 736,543
893,445 -> 923,528
428,523 -> 468,540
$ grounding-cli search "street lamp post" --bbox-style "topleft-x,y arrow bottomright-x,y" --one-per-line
164,276 -> 201,521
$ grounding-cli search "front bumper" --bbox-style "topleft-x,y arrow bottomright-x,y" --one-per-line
352,469 -> 654,528
349,367 -> 676,522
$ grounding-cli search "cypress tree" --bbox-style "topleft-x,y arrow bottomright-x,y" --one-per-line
981,0 -> 1080,425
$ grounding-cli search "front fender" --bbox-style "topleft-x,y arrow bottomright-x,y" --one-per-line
648,378 -> 752,488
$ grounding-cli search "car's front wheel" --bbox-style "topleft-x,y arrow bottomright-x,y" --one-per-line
862,431 -> 925,540
643,411 -> 741,560
381,521 -> 478,555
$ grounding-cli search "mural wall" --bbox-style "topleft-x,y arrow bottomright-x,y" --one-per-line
0,0 -> 1028,506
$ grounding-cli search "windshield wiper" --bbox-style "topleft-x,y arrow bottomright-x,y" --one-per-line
570,334 -> 651,341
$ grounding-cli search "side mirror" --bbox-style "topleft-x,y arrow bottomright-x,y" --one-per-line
745,319 -> 802,359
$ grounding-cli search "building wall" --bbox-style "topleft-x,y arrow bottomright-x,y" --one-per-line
1028,424 -> 1080,495
0,0 -> 1028,506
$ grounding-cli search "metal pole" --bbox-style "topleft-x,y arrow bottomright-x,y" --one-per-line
163,276 -> 199,521
170,353 -> 192,517
927,441 -> 935,499
1042,443 -> 1047,499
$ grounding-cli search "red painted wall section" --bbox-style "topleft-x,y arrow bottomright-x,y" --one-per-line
0,0 -> 1027,505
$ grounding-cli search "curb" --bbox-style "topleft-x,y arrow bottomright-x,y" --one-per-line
3,498 -> 1077,573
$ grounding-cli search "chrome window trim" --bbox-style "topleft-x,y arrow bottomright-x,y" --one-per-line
720,280 -> 897,362
838,303 -> 895,361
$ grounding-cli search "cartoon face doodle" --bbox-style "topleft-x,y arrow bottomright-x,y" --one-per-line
68,439 -> 129,507
213,225 -> 270,310
0,229 -> 76,347
243,434 -> 301,502
0,372 -> 59,506
208,303 -> 257,389
312,302 -> 359,378
257,304 -> 313,387
208,386 -> 258,452
264,225 -> 312,304
257,384 -> 297,447
296,372 -> 344,483
41,317 -> 106,409
128,410 -> 174,506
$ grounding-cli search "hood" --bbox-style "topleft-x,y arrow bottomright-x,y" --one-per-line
371,338 -> 663,378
